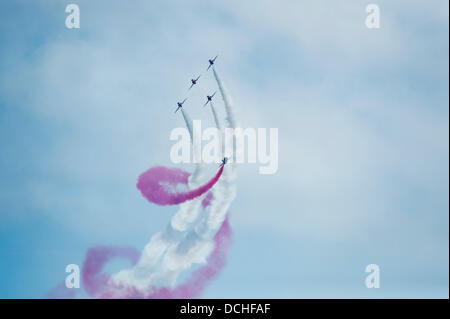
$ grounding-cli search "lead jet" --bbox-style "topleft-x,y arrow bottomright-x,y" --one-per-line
203,92 -> 216,106
206,55 -> 218,71
174,98 -> 187,113
189,75 -> 201,90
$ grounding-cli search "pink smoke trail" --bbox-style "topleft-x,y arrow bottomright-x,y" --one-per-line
83,215 -> 231,299
137,165 -> 224,205
82,246 -> 141,298
47,165 -> 231,298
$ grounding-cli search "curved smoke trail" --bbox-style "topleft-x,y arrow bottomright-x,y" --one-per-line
81,216 -> 232,298
213,66 -> 237,129
137,166 -> 223,206
80,167 -> 230,298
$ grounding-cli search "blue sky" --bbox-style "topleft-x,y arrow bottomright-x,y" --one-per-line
0,0 -> 448,298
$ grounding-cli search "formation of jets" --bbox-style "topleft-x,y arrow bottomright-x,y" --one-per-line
172,55 -> 228,167
174,55 -> 218,112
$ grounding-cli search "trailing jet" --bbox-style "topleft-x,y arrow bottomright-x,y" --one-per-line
206,55 -> 218,71
189,75 -> 201,90
203,92 -> 216,106
174,98 -> 187,113
220,157 -> 228,167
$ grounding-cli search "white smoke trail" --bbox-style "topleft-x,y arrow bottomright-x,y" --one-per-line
180,108 -> 204,183
209,101 -> 222,131
143,66 -> 238,289
152,66 -> 241,286
195,66 -> 238,238
180,108 -> 193,139
213,67 -> 238,129
113,107 -> 206,289
147,81 -> 238,287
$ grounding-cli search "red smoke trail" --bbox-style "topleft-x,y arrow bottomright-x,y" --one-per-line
137,165 -> 224,205
48,165 -> 230,298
